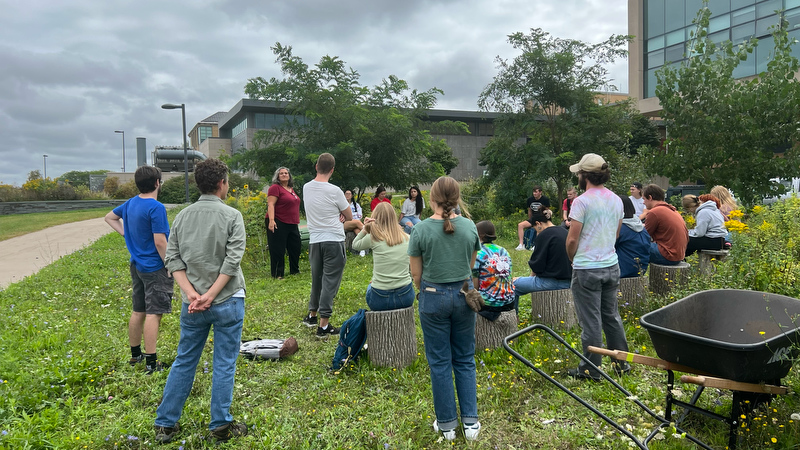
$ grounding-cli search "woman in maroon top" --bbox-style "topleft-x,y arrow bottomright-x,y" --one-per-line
266,167 -> 302,278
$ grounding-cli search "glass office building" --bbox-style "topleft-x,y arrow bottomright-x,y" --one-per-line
643,0 -> 800,98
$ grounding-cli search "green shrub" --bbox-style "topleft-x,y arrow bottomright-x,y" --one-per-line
159,174 -> 200,204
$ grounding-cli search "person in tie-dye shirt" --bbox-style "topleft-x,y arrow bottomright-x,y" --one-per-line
471,221 -> 515,322
565,153 -> 630,381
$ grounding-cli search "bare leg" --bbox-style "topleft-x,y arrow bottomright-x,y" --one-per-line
142,314 -> 162,354
344,219 -> 364,234
129,311 -> 146,347
517,221 -> 531,245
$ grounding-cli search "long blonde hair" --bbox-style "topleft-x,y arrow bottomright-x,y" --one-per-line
365,202 -> 407,246
430,176 -> 461,234
710,185 -> 737,211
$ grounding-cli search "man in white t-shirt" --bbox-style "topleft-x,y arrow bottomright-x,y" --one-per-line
629,182 -> 646,218
301,153 -> 352,337
565,153 -> 629,381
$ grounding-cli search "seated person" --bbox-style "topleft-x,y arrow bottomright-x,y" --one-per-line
515,185 -> 551,250
642,184 -> 688,266
513,210 -> 572,306
343,189 -> 365,255
682,194 -> 728,256
370,186 -> 391,211
352,202 -> 414,311
616,195 -> 650,278
472,220 -> 515,321
400,185 -> 425,233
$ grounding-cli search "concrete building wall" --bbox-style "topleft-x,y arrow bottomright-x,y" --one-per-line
199,137 -> 232,159
434,135 -> 491,180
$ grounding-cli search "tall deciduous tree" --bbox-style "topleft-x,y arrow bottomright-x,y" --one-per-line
478,29 -> 635,213
231,43 -> 465,199
655,5 -> 800,206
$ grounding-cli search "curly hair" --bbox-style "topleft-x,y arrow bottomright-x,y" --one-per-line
194,158 -> 229,194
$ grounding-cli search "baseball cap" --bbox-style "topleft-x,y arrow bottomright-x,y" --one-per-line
569,153 -> 607,173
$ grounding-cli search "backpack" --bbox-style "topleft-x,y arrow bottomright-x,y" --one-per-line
240,337 -> 298,360
331,309 -> 368,371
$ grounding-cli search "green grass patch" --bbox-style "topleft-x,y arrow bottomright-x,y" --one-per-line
0,208 -> 109,241
1,212 -> 799,449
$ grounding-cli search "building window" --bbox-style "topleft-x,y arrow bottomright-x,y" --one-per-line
199,126 -> 213,143
232,118 -> 247,137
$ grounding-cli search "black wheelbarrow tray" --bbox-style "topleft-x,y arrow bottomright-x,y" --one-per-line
640,289 -> 800,383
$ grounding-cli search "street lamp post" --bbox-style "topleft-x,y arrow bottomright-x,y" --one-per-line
161,103 -> 190,203
114,130 -> 126,172
43,154 -> 48,179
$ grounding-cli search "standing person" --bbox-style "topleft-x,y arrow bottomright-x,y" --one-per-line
370,185 -> 391,212
710,185 -> 738,219
154,158 -> 248,444
472,220 -> 515,321
302,153 -> 352,337
515,185 -> 551,250
104,165 -> 172,374
512,209 -> 572,305
265,167 -> 301,279
400,185 -> 425,233
629,182 -> 646,218
565,153 -> 629,381
352,202 -> 414,311
561,187 -> 577,229
682,194 -> 728,256
616,195 -> 651,278
642,184 -> 689,266
408,176 -> 482,442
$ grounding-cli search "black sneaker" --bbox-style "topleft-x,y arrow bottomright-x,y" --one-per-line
146,361 -> 169,374
316,324 -> 339,338
567,368 -> 601,382
129,354 -> 144,366
211,421 -> 248,443
154,423 -> 180,443
302,314 -> 318,328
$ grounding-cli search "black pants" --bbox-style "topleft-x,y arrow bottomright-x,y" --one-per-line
266,218 -> 301,278
685,236 -> 725,257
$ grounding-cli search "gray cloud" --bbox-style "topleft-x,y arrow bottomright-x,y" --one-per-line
0,0 -> 627,185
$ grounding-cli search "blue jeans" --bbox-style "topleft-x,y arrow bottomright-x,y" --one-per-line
513,276 -> 571,314
400,216 -> 421,234
366,282 -> 415,311
155,297 -> 245,430
418,279 -> 477,430
571,266 -> 628,378
649,242 -> 682,266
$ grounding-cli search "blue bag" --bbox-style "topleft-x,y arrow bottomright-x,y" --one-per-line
523,227 -> 537,250
331,309 -> 368,370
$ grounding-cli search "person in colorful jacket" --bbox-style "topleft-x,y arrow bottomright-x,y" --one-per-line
471,220 -> 515,321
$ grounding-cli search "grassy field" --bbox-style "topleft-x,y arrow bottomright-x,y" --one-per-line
0,208 -> 109,241
1,215 -> 799,449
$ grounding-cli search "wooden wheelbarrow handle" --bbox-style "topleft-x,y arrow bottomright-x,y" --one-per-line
587,346 -> 714,376
680,375 -> 787,395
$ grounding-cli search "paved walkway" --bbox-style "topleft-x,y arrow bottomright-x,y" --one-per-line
0,217 -> 113,288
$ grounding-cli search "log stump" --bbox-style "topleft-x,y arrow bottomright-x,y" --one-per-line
618,276 -> 648,307
649,262 -> 691,297
698,249 -> 729,275
365,306 -> 417,368
475,310 -> 518,352
344,231 -> 356,253
530,289 -> 577,329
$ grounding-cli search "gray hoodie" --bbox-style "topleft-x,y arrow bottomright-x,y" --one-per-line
690,201 -> 727,238
622,216 -> 645,232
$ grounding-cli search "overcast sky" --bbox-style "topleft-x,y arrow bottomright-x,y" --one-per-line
0,0 -> 628,186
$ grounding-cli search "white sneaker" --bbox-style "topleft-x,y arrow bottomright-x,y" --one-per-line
515,243 -> 526,251
433,420 -> 456,441
359,250 -> 366,257
463,421 -> 481,441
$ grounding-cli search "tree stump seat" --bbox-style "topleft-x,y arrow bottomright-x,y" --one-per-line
475,310 -> 518,352
698,249 -> 729,275
618,276 -> 648,307
530,289 -> 577,329
365,306 -> 417,368
649,262 -> 691,297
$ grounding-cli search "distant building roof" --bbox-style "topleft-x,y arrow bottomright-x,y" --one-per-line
199,111 -> 227,124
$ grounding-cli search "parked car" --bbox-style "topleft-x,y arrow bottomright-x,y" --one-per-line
763,178 -> 800,205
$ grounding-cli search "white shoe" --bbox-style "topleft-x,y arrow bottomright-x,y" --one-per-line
433,420 -> 456,441
464,421 -> 481,441
359,250 -> 366,257
515,244 -> 526,251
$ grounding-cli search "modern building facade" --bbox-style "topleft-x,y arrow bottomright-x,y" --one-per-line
630,0 -> 800,116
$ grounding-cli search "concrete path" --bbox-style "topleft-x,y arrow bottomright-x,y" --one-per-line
0,217 -> 113,288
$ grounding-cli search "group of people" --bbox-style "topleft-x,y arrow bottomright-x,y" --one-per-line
105,147 -> 736,444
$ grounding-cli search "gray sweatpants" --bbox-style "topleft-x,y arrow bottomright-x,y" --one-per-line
571,264 -> 629,377
308,241 -> 347,319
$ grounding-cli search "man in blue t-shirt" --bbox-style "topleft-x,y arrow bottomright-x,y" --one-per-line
105,166 -> 173,373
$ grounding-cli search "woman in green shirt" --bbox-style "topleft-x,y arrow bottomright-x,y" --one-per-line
408,176 -> 482,442
352,202 -> 414,311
